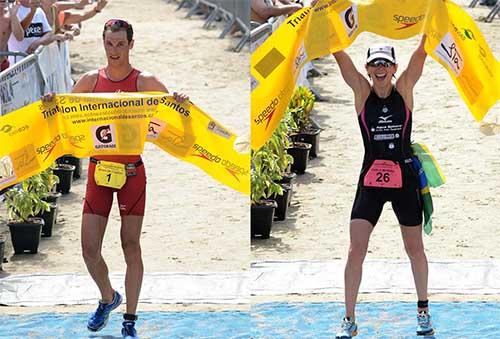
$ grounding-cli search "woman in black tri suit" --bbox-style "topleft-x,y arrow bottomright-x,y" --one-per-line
333,35 -> 435,339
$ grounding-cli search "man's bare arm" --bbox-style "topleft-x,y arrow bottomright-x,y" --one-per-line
9,5 -> 24,41
251,0 -> 302,20
20,5 -> 37,31
72,71 -> 98,93
138,73 -> 189,102
137,73 -> 169,93
63,0 -> 106,25
55,0 -> 90,12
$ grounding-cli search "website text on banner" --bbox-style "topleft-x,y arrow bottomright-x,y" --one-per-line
0,93 -> 250,195
250,0 -> 500,150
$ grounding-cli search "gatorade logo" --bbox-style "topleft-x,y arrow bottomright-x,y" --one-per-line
96,125 -> 113,143
345,8 -> 355,29
393,14 -> 425,30
340,5 -> 358,37
192,143 -> 248,182
92,124 -> 117,149
24,23 -> 44,38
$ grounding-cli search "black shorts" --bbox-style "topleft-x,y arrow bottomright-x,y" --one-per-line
350,186 -> 423,227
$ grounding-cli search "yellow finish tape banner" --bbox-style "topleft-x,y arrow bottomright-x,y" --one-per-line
251,0 -> 500,150
0,93 -> 250,195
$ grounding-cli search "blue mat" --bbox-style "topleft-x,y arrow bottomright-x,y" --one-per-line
251,301 -> 500,338
0,310 -> 249,339
2,302 -> 499,338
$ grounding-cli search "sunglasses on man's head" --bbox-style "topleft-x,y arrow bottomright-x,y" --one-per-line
367,59 -> 394,68
104,19 -> 130,29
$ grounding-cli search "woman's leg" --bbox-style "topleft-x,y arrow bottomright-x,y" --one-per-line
344,219 -> 374,320
400,225 -> 428,311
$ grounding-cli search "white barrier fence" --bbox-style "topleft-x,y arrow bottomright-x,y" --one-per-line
0,41 -> 72,116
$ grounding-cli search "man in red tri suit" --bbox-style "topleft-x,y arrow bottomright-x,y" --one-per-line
72,19 -> 188,339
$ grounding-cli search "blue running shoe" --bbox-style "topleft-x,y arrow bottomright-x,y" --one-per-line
122,321 -> 139,339
87,291 -> 123,332
335,317 -> 358,339
417,311 -> 435,336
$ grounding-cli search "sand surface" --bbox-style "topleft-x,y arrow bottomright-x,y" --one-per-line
251,2 -> 500,265
0,0 -> 250,277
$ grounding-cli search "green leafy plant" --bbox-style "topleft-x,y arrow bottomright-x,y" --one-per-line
288,86 -> 316,131
251,107 -> 302,204
39,164 -> 60,198
251,147 -> 283,204
4,175 -> 50,223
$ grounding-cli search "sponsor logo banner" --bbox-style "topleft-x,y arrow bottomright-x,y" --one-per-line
0,93 -> 249,195
250,0 -> 500,150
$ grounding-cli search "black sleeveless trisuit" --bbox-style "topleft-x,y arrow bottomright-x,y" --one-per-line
350,87 -> 422,227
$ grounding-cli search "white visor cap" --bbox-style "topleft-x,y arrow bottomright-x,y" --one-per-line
366,45 -> 396,64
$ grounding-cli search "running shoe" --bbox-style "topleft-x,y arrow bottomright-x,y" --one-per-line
335,317 -> 358,339
417,311 -> 435,336
122,321 -> 139,339
87,290 -> 123,332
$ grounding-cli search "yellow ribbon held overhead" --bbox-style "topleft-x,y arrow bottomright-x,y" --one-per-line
251,0 -> 500,150
0,93 -> 249,195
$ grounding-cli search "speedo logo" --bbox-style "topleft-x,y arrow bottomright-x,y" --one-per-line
36,134 -> 85,161
0,124 -> 28,136
254,90 -> 285,130
36,135 -> 61,161
192,143 -> 248,182
393,14 -> 425,30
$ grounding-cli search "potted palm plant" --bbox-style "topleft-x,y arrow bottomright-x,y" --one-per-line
4,176 -> 48,254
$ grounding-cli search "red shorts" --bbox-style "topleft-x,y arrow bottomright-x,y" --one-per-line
0,59 -> 9,72
83,156 -> 146,217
